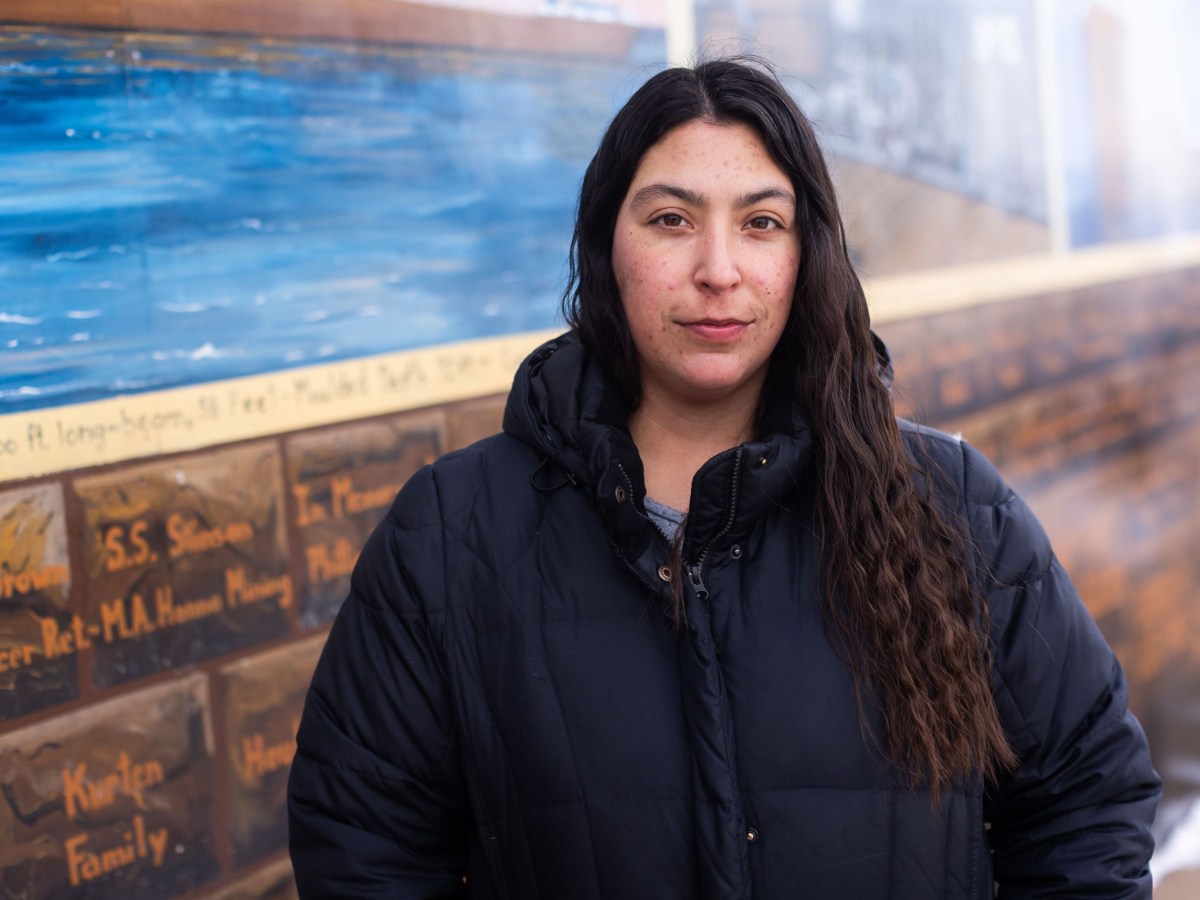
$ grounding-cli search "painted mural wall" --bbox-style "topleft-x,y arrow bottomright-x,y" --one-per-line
1,2 -> 664,417
1,0 -> 1199,896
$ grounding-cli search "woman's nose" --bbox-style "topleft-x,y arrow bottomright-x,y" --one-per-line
694,229 -> 741,292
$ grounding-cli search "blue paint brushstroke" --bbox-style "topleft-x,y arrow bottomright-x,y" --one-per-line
0,27 -> 662,411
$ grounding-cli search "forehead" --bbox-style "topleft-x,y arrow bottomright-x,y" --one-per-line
628,120 -> 790,189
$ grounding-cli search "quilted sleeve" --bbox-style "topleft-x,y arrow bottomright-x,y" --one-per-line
963,443 -> 1161,899
287,466 -> 470,899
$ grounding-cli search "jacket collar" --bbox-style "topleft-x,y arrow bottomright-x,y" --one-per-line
502,332 -> 816,558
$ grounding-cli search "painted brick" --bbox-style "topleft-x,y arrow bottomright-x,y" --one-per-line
0,482 -> 78,720
446,395 -> 506,452
71,442 -> 293,688
217,636 -> 324,866
0,674 -> 217,897
284,413 -> 442,628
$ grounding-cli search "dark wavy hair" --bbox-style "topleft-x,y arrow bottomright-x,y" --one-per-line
563,58 -> 1016,796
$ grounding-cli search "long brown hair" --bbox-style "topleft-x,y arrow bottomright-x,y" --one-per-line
563,58 -> 1016,796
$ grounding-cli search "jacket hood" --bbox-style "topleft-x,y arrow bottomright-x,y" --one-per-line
501,332 -> 824,566
501,332 -> 626,490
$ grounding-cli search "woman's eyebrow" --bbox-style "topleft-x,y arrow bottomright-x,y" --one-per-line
629,183 -> 795,211
629,183 -> 705,209
736,187 -> 796,210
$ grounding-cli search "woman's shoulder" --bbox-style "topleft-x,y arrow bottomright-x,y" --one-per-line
896,418 -> 1011,509
349,432 -> 547,616
897,418 -> 1052,583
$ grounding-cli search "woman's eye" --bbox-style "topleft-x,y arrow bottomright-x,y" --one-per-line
655,213 -> 685,227
748,216 -> 779,230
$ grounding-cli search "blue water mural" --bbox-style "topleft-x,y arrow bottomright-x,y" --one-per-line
0,26 -> 661,412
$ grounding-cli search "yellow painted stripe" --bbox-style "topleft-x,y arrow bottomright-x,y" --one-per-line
0,330 -> 559,483
867,233 -> 1200,323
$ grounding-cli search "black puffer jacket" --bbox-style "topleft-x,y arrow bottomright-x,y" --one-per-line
288,334 -> 1159,899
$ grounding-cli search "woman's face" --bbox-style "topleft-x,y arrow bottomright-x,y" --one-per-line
611,120 -> 800,412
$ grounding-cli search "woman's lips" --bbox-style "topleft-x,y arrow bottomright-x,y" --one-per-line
684,320 -> 748,342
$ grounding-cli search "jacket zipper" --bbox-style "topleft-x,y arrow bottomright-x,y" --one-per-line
613,450 -> 744,601
685,449 -> 744,602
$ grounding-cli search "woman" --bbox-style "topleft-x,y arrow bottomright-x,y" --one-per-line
287,59 -> 1159,898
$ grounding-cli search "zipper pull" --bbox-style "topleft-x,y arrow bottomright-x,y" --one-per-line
686,564 -> 709,601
